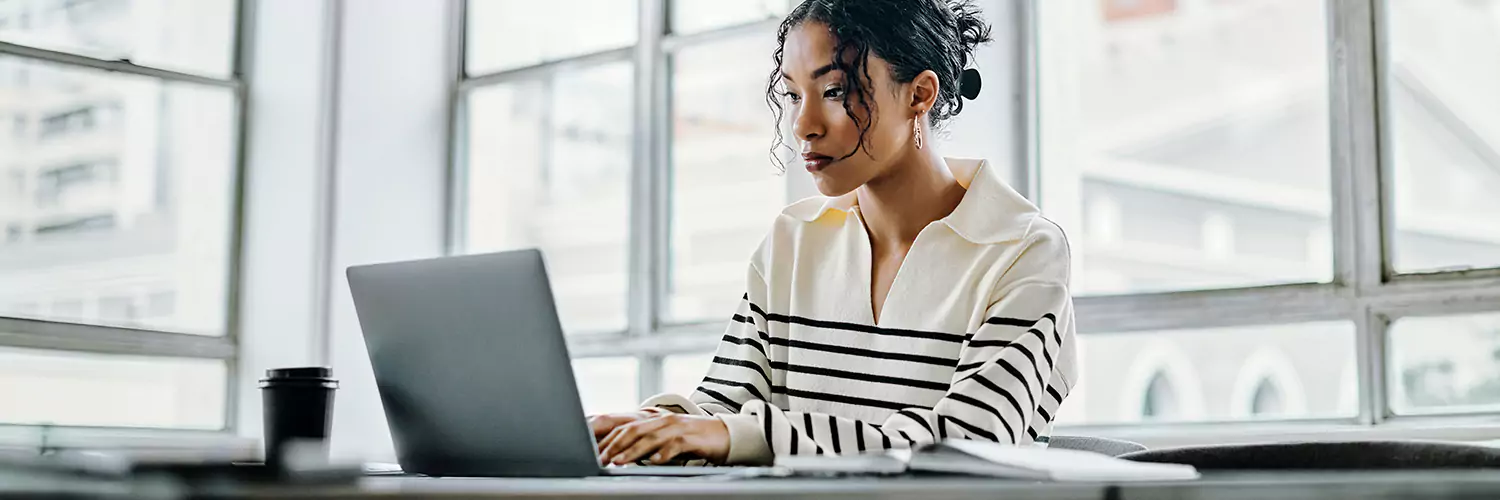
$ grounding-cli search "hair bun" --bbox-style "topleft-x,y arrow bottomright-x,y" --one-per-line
960,68 -> 982,100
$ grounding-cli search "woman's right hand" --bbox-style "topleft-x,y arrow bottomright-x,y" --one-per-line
587,410 -> 661,442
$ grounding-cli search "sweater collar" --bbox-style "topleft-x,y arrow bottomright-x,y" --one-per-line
790,158 -> 1040,244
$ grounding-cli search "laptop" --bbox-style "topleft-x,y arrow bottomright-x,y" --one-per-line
346,249 -> 747,478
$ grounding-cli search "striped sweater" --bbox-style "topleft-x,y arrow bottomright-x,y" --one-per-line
641,158 -> 1078,465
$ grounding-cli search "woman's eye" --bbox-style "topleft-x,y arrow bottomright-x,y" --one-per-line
823,87 -> 846,100
783,91 -> 802,103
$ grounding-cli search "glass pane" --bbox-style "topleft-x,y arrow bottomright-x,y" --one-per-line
662,352 -> 713,397
573,357 -> 639,416
0,0 -> 236,77
0,56 -> 237,335
1057,322 -> 1356,426
670,0 -> 787,34
1389,312 -> 1500,415
1386,0 -> 1500,273
0,346 -> 225,428
667,34 -> 785,323
464,62 -> 634,335
1037,0 -> 1332,295
465,0 -> 638,75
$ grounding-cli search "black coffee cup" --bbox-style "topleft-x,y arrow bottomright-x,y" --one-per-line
260,367 -> 338,468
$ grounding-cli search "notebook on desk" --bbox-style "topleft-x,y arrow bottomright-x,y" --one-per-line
775,439 -> 1200,482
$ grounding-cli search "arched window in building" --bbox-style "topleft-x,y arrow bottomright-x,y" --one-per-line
1121,343 -> 1206,422
1142,370 -> 1181,420
1230,349 -> 1308,419
1250,377 -> 1286,416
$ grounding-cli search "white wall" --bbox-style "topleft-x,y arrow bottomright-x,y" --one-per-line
236,0 -> 336,446
237,0 -> 454,462
322,0 -> 454,462
938,0 -> 1020,185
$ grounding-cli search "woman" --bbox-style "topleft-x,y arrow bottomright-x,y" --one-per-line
590,0 -> 1077,466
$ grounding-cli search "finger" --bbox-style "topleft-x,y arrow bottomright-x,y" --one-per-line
589,414 -> 628,440
600,417 -> 673,464
594,411 -> 648,441
600,416 -> 667,460
647,437 -> 684,465
597,417 -> 640,454
611,427 -> 679,466
595,412 -> 652,450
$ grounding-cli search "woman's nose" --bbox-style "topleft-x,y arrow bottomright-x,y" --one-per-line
792,103 -> 824,142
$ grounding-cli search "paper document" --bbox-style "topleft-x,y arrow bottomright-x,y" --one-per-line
775,439 -> 1199,482
923,440 -> 1199,482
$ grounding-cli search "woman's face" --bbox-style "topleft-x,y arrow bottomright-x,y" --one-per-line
781,22 -> 920,197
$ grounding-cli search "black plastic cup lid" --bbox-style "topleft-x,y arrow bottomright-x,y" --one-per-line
264,367 -> 333,380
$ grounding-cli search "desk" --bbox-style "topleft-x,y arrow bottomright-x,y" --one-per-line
13,470 -> 1500,499
1119,471 -> 1500,500
226,476 -> 1106,500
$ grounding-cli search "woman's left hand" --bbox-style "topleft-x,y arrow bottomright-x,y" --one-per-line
596,413 -> 730,465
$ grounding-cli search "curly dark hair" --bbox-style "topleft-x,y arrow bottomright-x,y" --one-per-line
766,0 -> 993,171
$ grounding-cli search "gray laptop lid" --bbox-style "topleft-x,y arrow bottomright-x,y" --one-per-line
346,249 -> 600,477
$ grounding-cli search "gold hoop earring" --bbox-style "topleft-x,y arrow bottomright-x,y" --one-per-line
913,117 -> 924,150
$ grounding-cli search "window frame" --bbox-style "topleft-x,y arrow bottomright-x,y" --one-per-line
0,0 -> 252,446
454,0 -> 1500,443
1031,0 -> 1500,436
452,0 -> 797,400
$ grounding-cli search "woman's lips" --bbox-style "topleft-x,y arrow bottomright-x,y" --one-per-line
803,153 -> 834,172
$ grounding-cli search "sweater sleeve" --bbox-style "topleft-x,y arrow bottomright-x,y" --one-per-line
736,280 -> 1075,459
638,262 -> 778,464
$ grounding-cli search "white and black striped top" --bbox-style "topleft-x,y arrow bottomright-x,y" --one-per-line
641,158 -> 1079,464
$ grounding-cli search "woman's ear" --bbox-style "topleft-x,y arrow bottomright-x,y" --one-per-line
909,69 -> 940,114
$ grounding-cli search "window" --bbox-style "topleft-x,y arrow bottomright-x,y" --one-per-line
0,0 -> 240,440
96,294 -> 136,322
0,0 -> 235,76
461,0 -> 800,411
0,346 -> 225,428
1103,0 -> 1177,22
1385,0 -> 1500,273
463,62 -> 635,335
667,33 -> 786,323
571,357 -> 640,416
1389,312 -> 1500,415
462,0 -> 1500,436
5,167 -> 22,196
1250,379 -> 1286,416
144,290 -> 174,319
1064,322 -> 1353,425
1039,0 -> 1332,295
1140,371 -> 1180,420
1036,0 -> 1500,435
662,352 -> 713,398
38,105 -> 98,139
465,0 -> 639,75
669,0 -> 787,34
33,160 -> 116,206
1,57 -> 235,334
